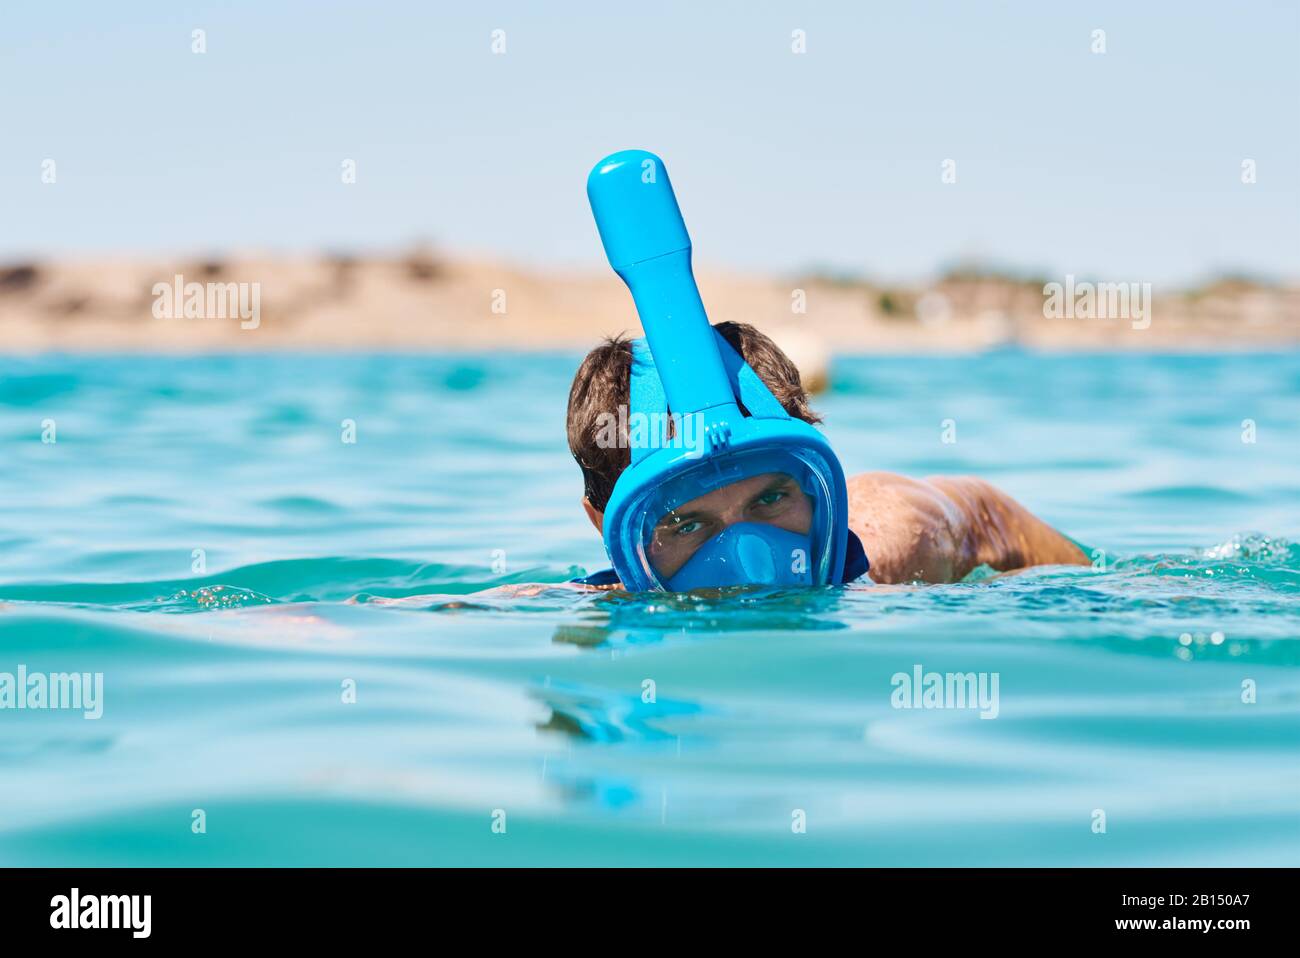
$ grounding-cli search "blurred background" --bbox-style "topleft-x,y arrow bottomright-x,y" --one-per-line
2,0 -> 1297,354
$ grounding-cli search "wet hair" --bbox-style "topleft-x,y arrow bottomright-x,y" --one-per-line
566,321 -> 821,512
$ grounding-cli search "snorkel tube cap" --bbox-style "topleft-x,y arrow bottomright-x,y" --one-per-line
587,150 -> 691,272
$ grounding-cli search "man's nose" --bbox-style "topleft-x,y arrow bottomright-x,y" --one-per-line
716,504 -> 749,529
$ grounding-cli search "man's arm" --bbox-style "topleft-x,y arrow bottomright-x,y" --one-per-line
846,472 -> 1088,584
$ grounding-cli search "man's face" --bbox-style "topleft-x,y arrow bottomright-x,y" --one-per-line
647,472 -> 813,578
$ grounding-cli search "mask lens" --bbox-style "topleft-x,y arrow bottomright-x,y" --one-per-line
647,471 -> 812,580
629,449 -> 838,590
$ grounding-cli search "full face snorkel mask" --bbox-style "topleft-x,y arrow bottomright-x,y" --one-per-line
587,149 -> 849,592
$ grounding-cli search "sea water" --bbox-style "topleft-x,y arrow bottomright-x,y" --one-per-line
0,351 -> 1296,865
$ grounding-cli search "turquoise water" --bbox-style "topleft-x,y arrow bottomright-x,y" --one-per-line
1,351 -> 1297,866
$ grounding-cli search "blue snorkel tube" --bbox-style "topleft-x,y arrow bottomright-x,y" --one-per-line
587,150 -> 850,592
587,152 -> 742,429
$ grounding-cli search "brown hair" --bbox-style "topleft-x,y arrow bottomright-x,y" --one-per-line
566,321 -> 822,512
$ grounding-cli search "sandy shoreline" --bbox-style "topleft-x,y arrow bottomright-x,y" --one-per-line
2,252 -> 1296,355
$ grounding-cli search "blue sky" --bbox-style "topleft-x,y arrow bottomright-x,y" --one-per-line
3,1 -> 1297,285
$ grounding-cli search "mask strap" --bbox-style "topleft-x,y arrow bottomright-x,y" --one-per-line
628,339 -> 666,467
711,329 -> 791,420
629,330 -> 792,466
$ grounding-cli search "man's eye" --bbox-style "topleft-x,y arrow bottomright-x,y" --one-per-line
756,490 -> 788,507
674,520 -> 704,537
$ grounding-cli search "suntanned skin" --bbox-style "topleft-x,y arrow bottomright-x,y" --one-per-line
843,472 -> 1088,583
583,471 -> 1088,586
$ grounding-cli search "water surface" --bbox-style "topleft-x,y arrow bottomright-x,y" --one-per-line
1,352 -> 1297,865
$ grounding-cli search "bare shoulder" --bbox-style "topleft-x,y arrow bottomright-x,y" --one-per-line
846,472 -> 1088,583
846,471 -> 974,583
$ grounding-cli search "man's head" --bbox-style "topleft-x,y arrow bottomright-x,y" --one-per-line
566,321 -> 822,536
